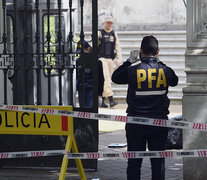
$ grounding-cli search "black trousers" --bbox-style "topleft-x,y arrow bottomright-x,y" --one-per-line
126,115 -> 168,180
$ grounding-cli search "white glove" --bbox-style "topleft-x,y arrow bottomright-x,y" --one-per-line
127,50 -> 139,64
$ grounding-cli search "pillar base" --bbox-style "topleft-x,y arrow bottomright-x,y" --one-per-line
183,94 -> 207,180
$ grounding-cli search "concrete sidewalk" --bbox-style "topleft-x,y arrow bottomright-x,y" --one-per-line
0,130 -> 183,180
0,104 -> 183,180
80,130 -> 183,180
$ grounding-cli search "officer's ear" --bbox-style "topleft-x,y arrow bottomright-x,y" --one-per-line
139,49 -> 144,59
155,49 -> 160,56
140,49 -> 145,56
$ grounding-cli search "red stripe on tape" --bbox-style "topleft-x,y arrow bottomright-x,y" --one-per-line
61,116 -> 68,131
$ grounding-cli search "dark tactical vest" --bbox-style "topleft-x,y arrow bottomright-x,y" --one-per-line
98,29 -> 116,59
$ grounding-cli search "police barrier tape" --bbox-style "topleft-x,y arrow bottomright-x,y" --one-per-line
0,150 -> 65,159
1,149 -> 207,159
0,105 -> 206,132
0,105 -> 207,131
67,149 -> 207,159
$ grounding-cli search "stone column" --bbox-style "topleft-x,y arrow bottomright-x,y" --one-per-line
183,0 -> 207,179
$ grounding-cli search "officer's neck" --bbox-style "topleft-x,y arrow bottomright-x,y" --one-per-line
104,27 -> 112,33
141,54 -> 157,62
142,55 -> 155,58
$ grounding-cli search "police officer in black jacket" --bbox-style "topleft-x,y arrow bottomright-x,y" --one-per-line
112,35 -> 178,180
76,40 -> 104,108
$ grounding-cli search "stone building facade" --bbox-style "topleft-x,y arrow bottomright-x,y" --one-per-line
77,0 -> 186,31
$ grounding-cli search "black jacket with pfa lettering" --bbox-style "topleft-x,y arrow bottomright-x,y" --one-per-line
112,57 -> 178,117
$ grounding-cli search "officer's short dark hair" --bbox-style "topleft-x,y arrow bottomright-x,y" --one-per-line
141,35 -> 159,56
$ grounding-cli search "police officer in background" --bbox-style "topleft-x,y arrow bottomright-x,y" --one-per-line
76,40 -> 104,108
112,35 -> 178,180
98,16 -> 122,108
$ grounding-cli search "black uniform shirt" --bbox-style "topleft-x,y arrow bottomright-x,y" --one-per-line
76,58 -> 104,96
112,57 -> 178,117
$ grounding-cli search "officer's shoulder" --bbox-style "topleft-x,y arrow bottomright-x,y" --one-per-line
132,61 -> 141,66
158,61 -> 167,66
98,29 -> 104,34
157,61 -> 172,70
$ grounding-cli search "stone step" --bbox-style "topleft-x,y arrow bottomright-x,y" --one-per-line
155,55 -> 184,60
113,95 -> 182,105
119,59 -> 185,66
119,38 -> 186,46
113,94 -> 183,99
112,84 -> 184,91
163,62 -> 185,66
122,52 -> 185,60
175,75 -> 186,82
122,57 -> 185,62
122,49 -> 185,54
112,81 -> 186,89
84,37 -> 186,46
111,72 -> 186,83
83,31 -> 186,105
123,62 -> 185,69
83,31 -> 186,40
112,72 -> 186,83
122,51 -> 185,56
121,44 -> 186,52
171,66 -> 185,70
172,71 -> 185,77
161,59 -> 185,63
122,47 -> 186,52
116,31 -> 186,39
119,37 -> 186,41
112,88 -> 183,96
115,64 -> 185,75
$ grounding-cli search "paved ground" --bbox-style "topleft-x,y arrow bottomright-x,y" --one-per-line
0,130 -> 183,180
0,104 -> 183,180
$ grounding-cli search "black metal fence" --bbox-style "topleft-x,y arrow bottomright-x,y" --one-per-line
0,0 -> 98,169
